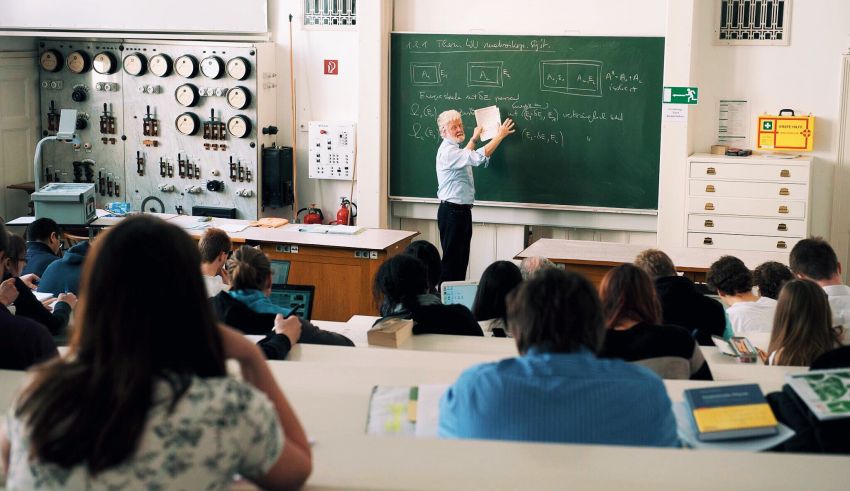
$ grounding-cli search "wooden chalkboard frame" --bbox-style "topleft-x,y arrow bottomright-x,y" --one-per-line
389,32 -> 665,213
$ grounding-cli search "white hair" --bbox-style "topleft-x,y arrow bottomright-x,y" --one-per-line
437,109 -> 462,134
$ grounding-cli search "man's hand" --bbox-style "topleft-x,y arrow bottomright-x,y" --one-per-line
471,126 -> 483,142
0,279 -> 19,307
496,118 -> 515,140
57,292 -> 77,309
20,274 -> 39,290
274,314 -> 302,346
219,265 -> 231,285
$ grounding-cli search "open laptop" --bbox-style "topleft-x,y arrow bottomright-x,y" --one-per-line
270,259 -> 291,285
270,284 -> 315,320
440,280 -> 478,311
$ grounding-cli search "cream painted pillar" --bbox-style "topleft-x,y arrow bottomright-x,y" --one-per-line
356,0 -> 392,228
656,0 -> 697,249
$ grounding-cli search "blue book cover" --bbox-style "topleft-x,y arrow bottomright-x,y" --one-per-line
683,384 -> 778,441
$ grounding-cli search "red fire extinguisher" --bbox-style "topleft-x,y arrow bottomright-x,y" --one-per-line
331,196 -> 357,225
296,204 -> 324,224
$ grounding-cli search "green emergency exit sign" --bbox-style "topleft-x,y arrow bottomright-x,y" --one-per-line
663,86 -> 699,104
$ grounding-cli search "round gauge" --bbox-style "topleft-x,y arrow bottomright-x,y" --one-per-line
39,49 -> 63,72
149,53 -> 173,77
66,50 -> 91,74
227,115 -> 252,138
175,54 -> 198,78
226,56 -> 251,80
200,56 -> 224,79
93,51 -> 117,74
174,83 -> 200,107
175,112 -> 200,136
123,53 -> 147,76
226,86 -> 252,110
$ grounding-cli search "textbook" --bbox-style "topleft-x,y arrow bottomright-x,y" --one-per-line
683,384 -> 779,441
785,369 -> 850,421
712,335 -> 759,363
367,317 -> 413,347
366,385 -> 448,437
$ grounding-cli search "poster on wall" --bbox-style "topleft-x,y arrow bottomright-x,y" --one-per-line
717,99 -> 749,147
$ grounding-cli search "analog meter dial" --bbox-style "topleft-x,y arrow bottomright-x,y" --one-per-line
123,53 -> 147,76
93,51 -> 117,74
66,50 -> 91,74
149,54 -> 173,77
175,112 -> 200,136
174,83 -> 200,107
200,56 -> 224,79
175,54 -> 198,78
226,86 -> 251,109
227,115 -> 252,138
39,49 -> 63,72
226,57 -> 251,80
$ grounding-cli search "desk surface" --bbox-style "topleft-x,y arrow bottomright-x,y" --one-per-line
517,238 -> 791,271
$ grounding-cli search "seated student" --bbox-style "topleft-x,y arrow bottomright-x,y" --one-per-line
21,218 -> 62,277
707,255 -> 776,336
210,245 -> 353,357
0,225 -> 58,370
0,215 -> 312,489
519,255 -> 555,280
790,237 -> 850,337
199,227 -> 232,297
471,260 -> 523,337
754,260 -> 793,300
373,254 -> 483,336
37,240 -> 90,296
2,234 -> 76,337
599,263 -> 712,380
404,240 -> 442,295
635,248 -> 725,345
439,268 -> 679,447
767,279 -> 843,366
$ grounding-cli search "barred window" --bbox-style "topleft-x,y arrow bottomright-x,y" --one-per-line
304,0 -> 356,28
716,0 -> 790,46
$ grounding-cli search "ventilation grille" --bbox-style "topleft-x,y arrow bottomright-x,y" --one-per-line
716,0 -> 790,45
304,0 -> 356,28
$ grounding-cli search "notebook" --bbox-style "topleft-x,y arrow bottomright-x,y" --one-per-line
269,284 -> 315,320
440,281 -> 478,311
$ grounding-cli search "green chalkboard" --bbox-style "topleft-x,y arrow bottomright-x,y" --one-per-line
390,34 -> 665,210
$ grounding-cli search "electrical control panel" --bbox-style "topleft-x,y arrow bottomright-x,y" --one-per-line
37,39 -> 277,219
308,121 -> 355,180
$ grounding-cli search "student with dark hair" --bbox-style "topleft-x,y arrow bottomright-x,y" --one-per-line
404,240 -> 442,294
373,254 -> 483,336
37,240 -> 91,296
599,263 -> 712,380
199,227 -> 232,297
471,260 -> 523,337
767,279 -> 842,366
790,237 -> 850,336
2,234 -> 75,337
22,217 -> 62,277
1,215 -> 312,489
439,268 -> 678,446
634,248 -> 725,345
707,255 -> 776,335
211,245 -> 354,358
0,226 -> 58,370
754,261 -> 794,300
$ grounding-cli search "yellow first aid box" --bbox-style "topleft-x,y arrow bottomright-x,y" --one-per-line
757,112 -> 814,152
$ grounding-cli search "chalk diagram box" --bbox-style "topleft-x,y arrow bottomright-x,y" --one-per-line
467,61 -> 503,87
540,60 -> 603,97
411,63 -> 442,86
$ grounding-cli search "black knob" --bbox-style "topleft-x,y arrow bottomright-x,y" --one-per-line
71,88 -> 87,102
262,125 -> 278,135
75,117 -> 87,130
206,180 -> 224,192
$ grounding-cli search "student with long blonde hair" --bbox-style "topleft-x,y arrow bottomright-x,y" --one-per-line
767,279 -> 843,366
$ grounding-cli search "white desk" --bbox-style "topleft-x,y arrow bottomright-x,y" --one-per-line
701,346 -> 807,383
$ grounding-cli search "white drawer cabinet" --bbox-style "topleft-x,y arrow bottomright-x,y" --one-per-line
686,154 -> 812,252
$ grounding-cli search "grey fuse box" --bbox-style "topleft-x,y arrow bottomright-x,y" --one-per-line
32,183 -> 97,225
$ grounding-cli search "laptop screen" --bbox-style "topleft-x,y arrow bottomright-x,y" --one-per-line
440,281 -> 478,311
269,284 -> 314,320
270,260 -> 291,285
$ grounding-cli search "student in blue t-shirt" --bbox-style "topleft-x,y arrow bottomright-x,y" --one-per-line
439,268 -> 680,447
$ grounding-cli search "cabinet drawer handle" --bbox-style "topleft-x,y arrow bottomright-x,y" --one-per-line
706,167 -> 717,175
778,205 -> 789,214
777,241 -> 787,249
777,223 -> 788,231
704,202 -> 715,211
704,220 -> 714,228
779,187 -> 790,196
705,185 -> 716,193
780,169 -> 791,178
703,237 -> 714,245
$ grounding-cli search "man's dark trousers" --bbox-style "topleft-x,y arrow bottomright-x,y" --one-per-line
438,201 -> 472,282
